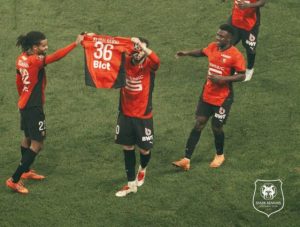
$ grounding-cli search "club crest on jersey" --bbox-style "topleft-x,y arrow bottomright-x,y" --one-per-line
221,54 -> 231,63
142,128 -> 153,142
253,179 -> 284,218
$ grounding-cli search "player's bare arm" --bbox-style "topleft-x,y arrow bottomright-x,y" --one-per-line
45,34 -> 85,65
208,72 -> 245,84
175,49 -> 204,58
237,0 -> 266,9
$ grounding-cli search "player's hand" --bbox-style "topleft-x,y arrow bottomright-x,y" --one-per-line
131,37 -> 143,47
175,51 -> 187,58
75,34 -> 85,45
81,32 -> 96,36
236,0 -> 250,9
131,37 -> 140,44
131,37 -> 145,50
207,74 -> 227,84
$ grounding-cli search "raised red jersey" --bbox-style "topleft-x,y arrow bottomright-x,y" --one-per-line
120,52 -> 160,119
16,42 -> 77,109
232,0 -> 261,31
82,35 -> 135,88
201,42 -> 246,106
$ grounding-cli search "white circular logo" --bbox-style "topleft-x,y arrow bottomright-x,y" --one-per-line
145,128 -> 152,136
219,107 -> 226,115
249,33 -> 256,42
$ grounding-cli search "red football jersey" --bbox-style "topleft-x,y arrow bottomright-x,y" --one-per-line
120,52 -> 160,119
232,0 -> 260,31
16,42 -> 77,109
201,42 -> 246,106
82,35 -> 135,88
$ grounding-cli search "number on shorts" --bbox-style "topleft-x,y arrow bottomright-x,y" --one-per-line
38,120 -> 46,131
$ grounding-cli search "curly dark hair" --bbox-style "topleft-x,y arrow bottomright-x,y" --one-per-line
16,31 -> 46,51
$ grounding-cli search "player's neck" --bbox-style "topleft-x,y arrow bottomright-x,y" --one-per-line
26,49 -> 35,55
218,44 -> 232,51
26,49 -> 41,56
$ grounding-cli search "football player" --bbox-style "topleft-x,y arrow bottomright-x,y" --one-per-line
172,24 -> 246,170
225,0 -> 266,80
115,37 -> 160,197
6,31 -> 84,194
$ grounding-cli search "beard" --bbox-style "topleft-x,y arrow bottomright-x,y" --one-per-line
132,53 -> 146,64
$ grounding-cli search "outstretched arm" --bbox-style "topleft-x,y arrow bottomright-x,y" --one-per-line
45,34 -> 84,65
175,49 -> 205,58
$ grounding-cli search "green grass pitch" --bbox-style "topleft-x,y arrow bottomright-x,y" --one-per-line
0,0 -> 299,226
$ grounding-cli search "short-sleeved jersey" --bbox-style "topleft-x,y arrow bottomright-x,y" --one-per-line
232,0 -> 261,31
82,35 -> 135,88
119,52 -> 160,119
201,42 -> 246,106
16,42 -> 76,109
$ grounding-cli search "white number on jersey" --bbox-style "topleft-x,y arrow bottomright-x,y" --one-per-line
94,41 -> 113,61
19,68 -> 30,92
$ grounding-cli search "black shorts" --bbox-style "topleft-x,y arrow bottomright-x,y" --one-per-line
195,99 -> 232,125
115,113 -> 154,150
228,16 -> 260,54
20,107 -> 46,142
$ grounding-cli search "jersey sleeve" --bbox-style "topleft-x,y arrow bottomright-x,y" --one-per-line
233,51 -> 246,72
147,52 -> 160,71
201,42 -> 215,57
45,42 -> 77,65
30,55 -> 45,69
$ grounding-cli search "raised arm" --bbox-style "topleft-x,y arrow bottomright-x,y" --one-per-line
131,37 -> 152,56
131,37 -> 160,70
45,34 -> 84,65
147,51 -> 160,71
